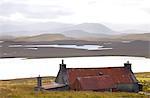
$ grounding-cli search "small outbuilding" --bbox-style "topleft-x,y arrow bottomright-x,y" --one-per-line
37,60 -> 142,92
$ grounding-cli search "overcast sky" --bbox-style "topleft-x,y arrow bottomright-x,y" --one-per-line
0,0 -> 150,31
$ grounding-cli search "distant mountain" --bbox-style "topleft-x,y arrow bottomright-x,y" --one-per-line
14,34 -> 73,42
70,23 -> 116,34
0,22 -> 117,37
62,30 -> 108,38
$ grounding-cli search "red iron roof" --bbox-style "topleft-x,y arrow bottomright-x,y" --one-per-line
67,67 -> 138,90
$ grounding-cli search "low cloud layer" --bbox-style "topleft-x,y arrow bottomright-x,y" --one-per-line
0,0 -> 150,26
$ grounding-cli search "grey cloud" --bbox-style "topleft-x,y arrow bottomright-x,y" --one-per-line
0,2 -> 73,19
88,0 -> 97,5
143,8 -> 150,14
0,3 -> 28,16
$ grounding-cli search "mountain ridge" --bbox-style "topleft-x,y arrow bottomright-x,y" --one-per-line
0,22 -> 117,36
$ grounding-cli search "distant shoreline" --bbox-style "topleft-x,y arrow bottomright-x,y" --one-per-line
0,40 -> 149,59
0,54 -> 148,59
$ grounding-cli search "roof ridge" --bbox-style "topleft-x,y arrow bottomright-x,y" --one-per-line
67,66 -> 125,69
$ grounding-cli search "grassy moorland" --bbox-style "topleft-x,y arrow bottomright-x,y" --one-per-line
0,73 -> 149,98
135,72 -> 150,92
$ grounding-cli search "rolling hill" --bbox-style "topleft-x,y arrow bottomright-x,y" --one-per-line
14,34 -> 73,42
119,33 -> 150,41
10,33 -> 150,42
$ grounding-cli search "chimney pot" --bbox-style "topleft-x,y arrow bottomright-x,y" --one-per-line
124,61 -> 132,71
60,59 -> 66,70
62,59 -> 64,64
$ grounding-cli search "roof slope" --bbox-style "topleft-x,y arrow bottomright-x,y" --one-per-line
74,75 -> 115,90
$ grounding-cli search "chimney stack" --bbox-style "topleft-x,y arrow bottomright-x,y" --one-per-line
36,75 -> 42,91
124,61 -> 132,71
60,59 -> 66,70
